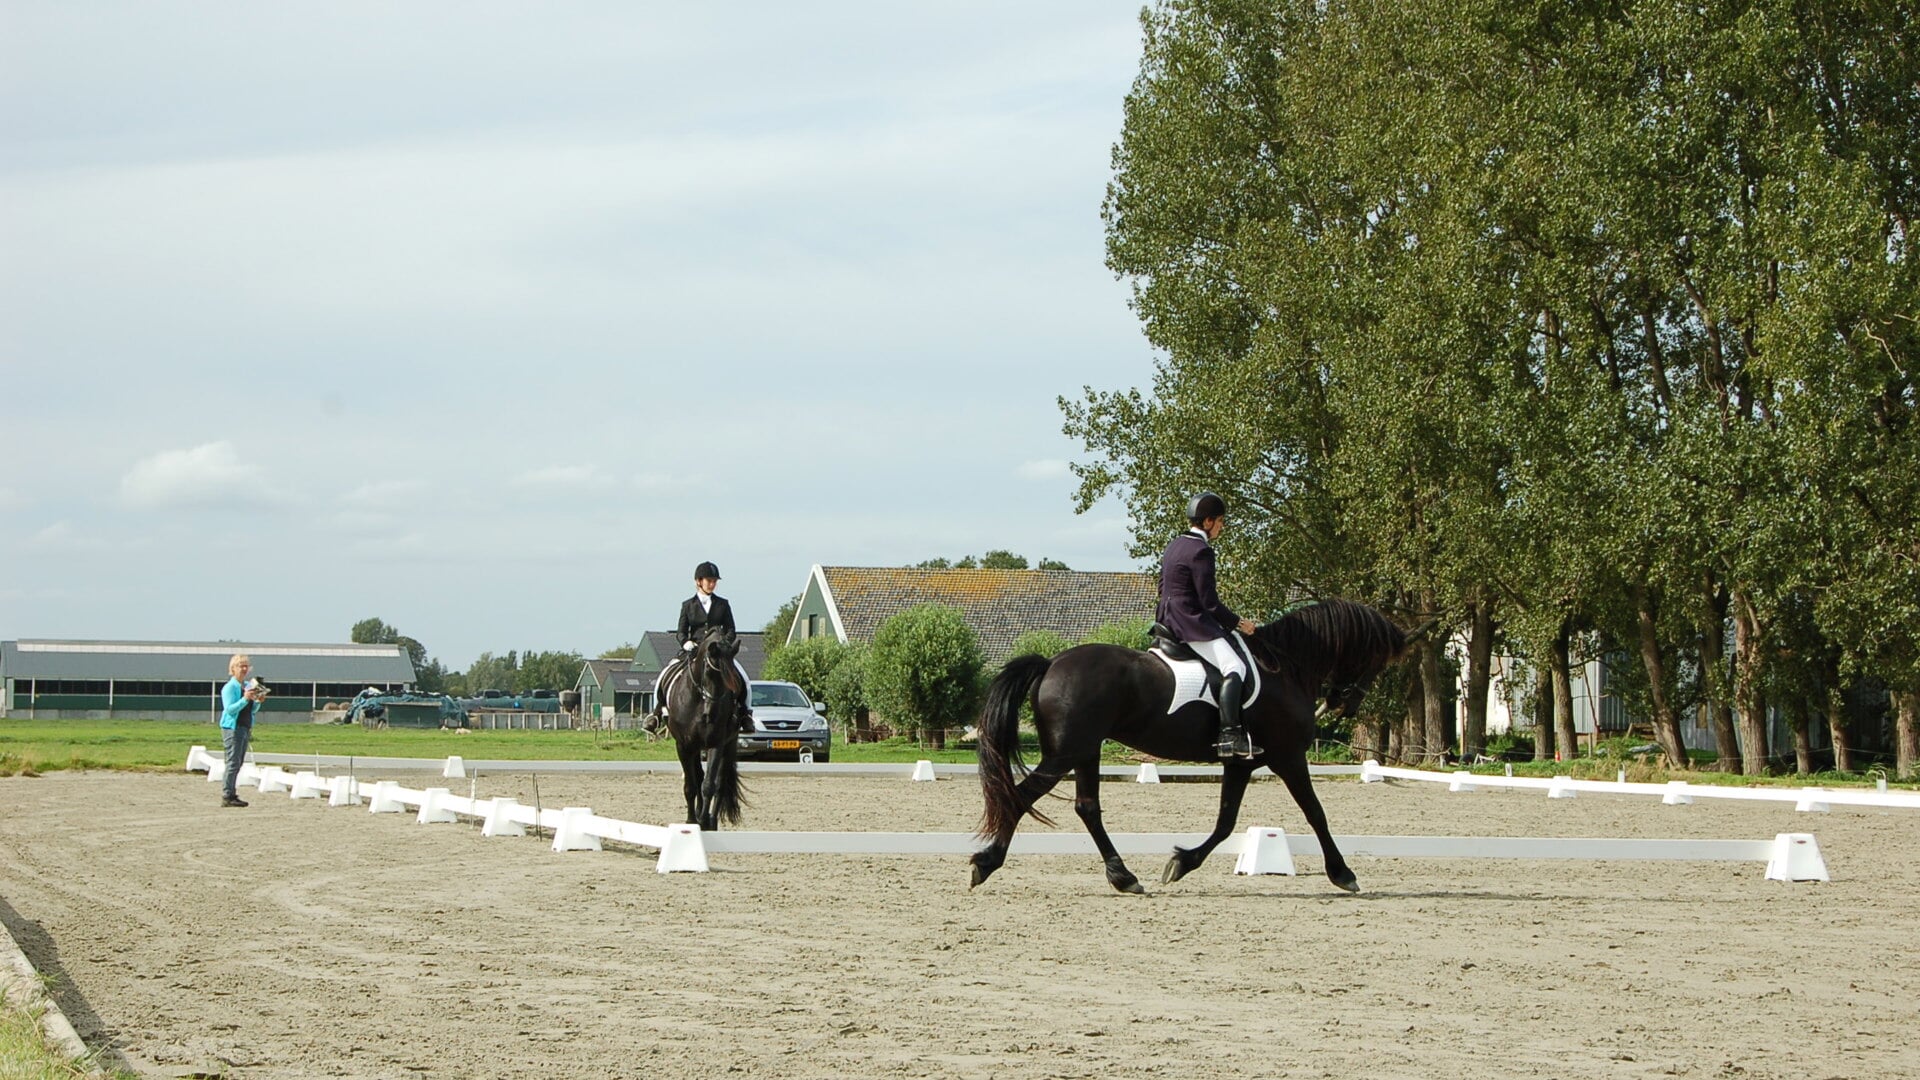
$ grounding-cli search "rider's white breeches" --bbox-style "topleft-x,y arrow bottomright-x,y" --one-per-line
1188,634 -> 1249,681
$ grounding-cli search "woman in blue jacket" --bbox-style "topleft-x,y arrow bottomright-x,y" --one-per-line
219,653 -> 266,807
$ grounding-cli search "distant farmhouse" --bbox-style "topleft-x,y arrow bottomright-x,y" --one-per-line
787,565 -> 1157,665
0,639 -> 416,722
575,631 -> 767,721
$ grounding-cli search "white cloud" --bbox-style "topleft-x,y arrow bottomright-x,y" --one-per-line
120,441 -> 272,509
1016,459 -> 1071,481
340,480 -> 428,509
23,520 -> 111,552
512,464 -> 614,492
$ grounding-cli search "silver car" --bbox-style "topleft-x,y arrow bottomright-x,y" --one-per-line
739,680 -> 831,761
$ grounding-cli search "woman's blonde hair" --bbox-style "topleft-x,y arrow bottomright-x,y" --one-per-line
228,653 -> 252,676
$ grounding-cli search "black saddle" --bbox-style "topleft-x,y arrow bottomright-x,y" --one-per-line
1148,622 -> 1198,662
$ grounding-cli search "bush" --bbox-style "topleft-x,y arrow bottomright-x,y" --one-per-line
865,604 -> 984,750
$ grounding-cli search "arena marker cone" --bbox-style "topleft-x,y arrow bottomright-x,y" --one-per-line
1136,763 -> 1161,784
910,760 -> 937,782
1764,833 -> 1829,882
1662,780 -> 1693,806
1547,775 -> 1577,799
443,755 -> 466,779
1233,826 -> 1296,876
1448,770 -> 1477,793
657,824 -> 709,873
482,797 -> 525,837
417,788 -> 458,824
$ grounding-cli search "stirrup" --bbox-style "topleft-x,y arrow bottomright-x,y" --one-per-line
1214,729 -> 1260,759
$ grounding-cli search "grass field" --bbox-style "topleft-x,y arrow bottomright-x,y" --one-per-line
0,717 -> 1007,775
1,717 -> 1910,790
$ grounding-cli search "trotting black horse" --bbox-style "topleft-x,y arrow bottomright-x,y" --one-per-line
970,598 -> 1407,895
663,626 -> 746,831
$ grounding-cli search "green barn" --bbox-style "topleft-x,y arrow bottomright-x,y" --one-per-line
0,639 -> 417,722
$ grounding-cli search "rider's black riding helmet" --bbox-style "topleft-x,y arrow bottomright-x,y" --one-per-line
1187,492 -> 1227,525
694,561 -> 721,581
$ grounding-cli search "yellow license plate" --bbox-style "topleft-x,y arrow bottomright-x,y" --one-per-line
770,739 -> 801,750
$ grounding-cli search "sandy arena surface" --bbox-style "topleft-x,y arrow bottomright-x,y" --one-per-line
1,767 -> 1915,1080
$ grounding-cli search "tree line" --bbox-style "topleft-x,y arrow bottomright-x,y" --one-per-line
350,618 -> 582,699
1066,0 -> 1918,776
761,603 -> 1149,749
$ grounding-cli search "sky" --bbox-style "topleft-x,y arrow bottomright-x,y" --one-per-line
0,2 -> 1162,669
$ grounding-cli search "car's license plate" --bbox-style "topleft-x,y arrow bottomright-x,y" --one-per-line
771,739 -> 801,750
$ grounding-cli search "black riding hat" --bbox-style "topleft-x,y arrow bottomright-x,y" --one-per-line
694,561 -> 721,581
1187,492 -> 1227,524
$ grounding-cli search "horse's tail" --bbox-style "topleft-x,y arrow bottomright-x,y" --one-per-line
977,653 -> 1055,838
714,742 -> 746,826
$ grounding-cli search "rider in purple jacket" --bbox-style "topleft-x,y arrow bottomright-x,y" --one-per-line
1157,492 -> 1261,758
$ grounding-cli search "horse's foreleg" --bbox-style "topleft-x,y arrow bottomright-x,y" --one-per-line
969,764 -> 1067,889
698,745 -> 725,831
679,747 -> 703,827
1163,760 -> 1257,884
1274,751 -> 1358,893
1073,766 -> 1145,895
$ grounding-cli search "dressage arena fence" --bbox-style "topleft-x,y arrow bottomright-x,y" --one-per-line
188,747 -> 1835,882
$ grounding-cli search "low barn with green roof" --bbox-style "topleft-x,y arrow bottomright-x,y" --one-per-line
1,639 -> 417,721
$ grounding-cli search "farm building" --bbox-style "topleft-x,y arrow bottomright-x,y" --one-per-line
575,631 -> 767,721
0,639 -> 417,722
786,565 -> 1157,665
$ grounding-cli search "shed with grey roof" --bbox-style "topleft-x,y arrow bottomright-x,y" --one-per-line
1,639 -> 417,721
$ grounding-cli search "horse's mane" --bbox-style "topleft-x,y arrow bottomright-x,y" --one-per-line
1249,599 -> 1406,678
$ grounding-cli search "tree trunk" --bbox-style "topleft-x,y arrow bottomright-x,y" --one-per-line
1533,661 -> 1555,762
1730,587 -> 1770,776
852,707 -> 874,744
1461,597 -> 1496,761
1632,579 -> 1689,769
927,725 -> 948,751
1418,637 -> 1449,765
1551,622 -> 1578,762
1392,672 -> 1420,765
1352,714 -> 1385,762
1823,659 -> 1853,773
1701,581 -> 1740,774
1896,683 -> 1920,780
1788,696 -> 1814,775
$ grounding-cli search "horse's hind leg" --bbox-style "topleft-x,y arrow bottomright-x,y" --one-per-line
1163,760 -> 1256,884
1074,766 -> 1145,895
968,764 -> 1067,889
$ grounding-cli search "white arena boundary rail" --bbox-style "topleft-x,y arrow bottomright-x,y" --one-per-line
185,747 -> 1831,882
1358,759 -> 1920,813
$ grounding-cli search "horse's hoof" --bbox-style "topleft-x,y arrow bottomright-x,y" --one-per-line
1115,880 -> 1147,896
969,865 -> 988,890
1162,848 -> 1198,884
1331,874 -> 1361,894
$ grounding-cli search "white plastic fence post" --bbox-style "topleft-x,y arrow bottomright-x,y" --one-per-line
1360,759 -> 1382,783
657,823 -> 709,873
1548,775 -> 1577,799
550,807 -> 602,852
1448,770 -> 1477,793
417,788 -> 458,824
1662,780 -> 1694,806
482,797 -> 526,837
1136,763 -> 1161,784
1233,826 -> 1297,876
910,760 -> 937,782
327,776 -> 363,807
256,767 -> 291,794
1794,787 -> 1831,813
1764,833 -> 1830,882
367,781 -> 406,814
443,756 -> 466,779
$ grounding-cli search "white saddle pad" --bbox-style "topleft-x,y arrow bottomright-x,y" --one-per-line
1148,648 -> 1261,715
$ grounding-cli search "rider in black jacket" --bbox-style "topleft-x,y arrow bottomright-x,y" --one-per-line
654,561 -> 754,733
1157,493 -> 1260,758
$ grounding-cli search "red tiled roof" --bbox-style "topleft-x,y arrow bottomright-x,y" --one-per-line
820,567 -> 1156,666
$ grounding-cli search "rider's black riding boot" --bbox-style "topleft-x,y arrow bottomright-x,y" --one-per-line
1214,673 -> 1258,758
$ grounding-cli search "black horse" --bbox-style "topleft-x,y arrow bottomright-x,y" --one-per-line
970,599 -> 1407,895
663,627 -> 747,831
